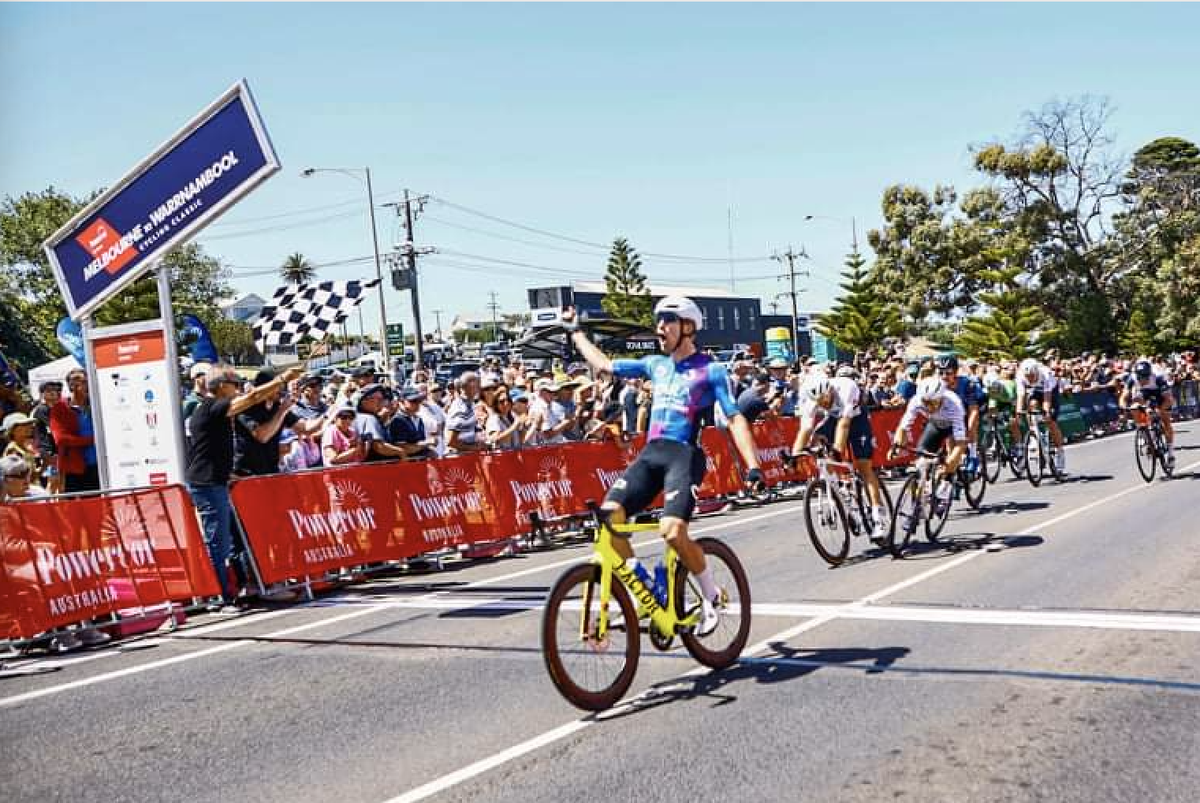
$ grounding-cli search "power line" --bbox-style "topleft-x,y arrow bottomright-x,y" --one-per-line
428,194 -> 775,263
199,208 -> 365,241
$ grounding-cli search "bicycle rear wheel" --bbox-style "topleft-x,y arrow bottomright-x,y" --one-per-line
1025,431 -> 1044,487
1154,425 -> 1174,478
1134,428 -> 1157,483
542,563 -> 640,712
888,474 -> 922,558
804,478 -> 849,565
676,537 -> 751,670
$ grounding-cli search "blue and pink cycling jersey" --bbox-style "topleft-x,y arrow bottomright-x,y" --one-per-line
612,353 -> 741,445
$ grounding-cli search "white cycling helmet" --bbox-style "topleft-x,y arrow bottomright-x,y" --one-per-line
653,295 -> 704,331
916,377 -> 946,403
835,364 -> 858,379
1019,357 -> 1040,378
802,376 -> 833,401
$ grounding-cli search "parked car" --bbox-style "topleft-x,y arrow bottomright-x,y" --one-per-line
434,361 -> 481,387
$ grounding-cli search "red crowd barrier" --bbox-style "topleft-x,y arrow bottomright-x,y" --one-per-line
0,485 -> 220,641
230,410 -> 922,588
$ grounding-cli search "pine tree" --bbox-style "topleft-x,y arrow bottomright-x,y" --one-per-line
601,238 -> 653,326
1119,308 -> 1158,356
955,265 -> 1045,360
815,247 -> 903,356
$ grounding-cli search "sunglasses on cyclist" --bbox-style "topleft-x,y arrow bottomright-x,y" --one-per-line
655,312 -> 681,325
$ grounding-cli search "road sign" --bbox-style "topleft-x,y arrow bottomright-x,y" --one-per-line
43,80 -> 280,319
387,323 -> 405,356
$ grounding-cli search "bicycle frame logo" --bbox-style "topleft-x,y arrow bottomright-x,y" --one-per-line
614,558 -> 662,617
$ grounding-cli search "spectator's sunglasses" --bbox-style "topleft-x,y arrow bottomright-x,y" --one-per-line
3,471 -> 30,482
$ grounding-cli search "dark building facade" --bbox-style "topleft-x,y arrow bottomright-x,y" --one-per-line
528,282 -> 765,350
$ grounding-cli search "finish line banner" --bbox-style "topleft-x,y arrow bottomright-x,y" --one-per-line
43,80 -> 279,319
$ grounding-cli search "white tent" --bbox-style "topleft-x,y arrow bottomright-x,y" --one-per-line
26,355 -> 81,391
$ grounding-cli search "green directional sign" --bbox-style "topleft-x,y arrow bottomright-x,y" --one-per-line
386,323 -> 405,356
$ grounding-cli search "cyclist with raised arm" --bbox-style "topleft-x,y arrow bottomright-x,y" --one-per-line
1011,357 -> 1067,475
888,377 -> 968,510
789,368 -> 889,542
563,296 -> 763,635
1120,359 -> 1175,469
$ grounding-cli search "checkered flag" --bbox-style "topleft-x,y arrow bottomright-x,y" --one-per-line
254,279 -> 380,350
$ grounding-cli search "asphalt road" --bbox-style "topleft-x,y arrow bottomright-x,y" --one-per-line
3,423 -> 1198,803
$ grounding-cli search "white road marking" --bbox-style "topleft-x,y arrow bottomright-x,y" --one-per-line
375,455 -> 1200,803
0,604 -> 391,709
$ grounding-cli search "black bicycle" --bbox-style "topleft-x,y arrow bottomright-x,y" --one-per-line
1129,404 -> 1175,483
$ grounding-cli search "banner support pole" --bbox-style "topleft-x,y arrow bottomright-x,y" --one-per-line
157,265 -> 188,479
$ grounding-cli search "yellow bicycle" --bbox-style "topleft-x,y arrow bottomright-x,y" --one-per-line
541,501 -> 752,711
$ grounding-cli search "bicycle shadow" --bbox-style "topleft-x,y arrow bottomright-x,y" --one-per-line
595,644 -> 911,718
970,500 -> 1050,516
894,532 -> 1045,560
1065,473 -> 1114,483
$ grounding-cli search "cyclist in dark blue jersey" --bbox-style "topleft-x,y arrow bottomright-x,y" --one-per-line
936,354 -> 985,473
563,296 -> 763,635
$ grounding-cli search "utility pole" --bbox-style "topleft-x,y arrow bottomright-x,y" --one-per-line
772,245 -> 810,364
386,190 -> 434,369
431,309 -> 444,341
486,291 -> 501,342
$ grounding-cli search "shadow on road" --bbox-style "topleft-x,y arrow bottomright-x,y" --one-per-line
1066,473 -> 1115,483
896,532 -> 1045,561
971,500 -> 1050,515
596,644 -> 912,717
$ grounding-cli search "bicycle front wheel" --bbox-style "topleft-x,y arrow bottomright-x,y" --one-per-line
1134,428 -> 1157,483
804,478 -> 850,565
982,429 -> 1001,485
542,563 -> 640,712
1025,431 -> 1044,487
888,474 -> 922,558
676,537 -> 752,670
926,471 -> 953,542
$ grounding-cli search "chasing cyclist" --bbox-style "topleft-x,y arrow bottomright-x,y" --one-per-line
888,377 -> 969,511
789,368 -> 890,543
1011,357 -> 1067,476
1120,359 -> 1175,470
562,296 -> 764,635
935,355 -> 985,474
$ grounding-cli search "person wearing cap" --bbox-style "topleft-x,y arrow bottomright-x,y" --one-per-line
526,377 -> 573,445
185,363 -> 302,610
336,365 -> 377,408
3,411 -> 44,490
353,383 -> 408,462
232,370 -> 322,479
561,298 -> 763,637
321,405 -> 366,465
291,374 -> 328,421
30,379 -> 63,493
277,429 -> 306,473
387,387 -> 437,459
182,362 -> 212,422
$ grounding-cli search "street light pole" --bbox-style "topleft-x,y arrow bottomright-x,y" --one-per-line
302,167 -> 389,371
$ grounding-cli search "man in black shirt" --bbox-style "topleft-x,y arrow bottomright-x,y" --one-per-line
233,370 -> 322,478
185,364 -> 301,609
386,387 -> 436,459
30,380 -> 62,493
736,374 -> 774,424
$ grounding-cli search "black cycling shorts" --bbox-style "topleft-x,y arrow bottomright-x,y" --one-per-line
1026,386 -> 1061,421
605,438 -> 706,523
816,408 -> 876,461
917,421 -> 957,455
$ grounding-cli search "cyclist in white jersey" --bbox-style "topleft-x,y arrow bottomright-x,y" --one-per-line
888,377 -> 968,507
790,373 -> 888,541
1012,357 -> 1066,474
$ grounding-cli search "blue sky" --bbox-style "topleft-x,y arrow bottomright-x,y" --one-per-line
3,2 -> 1198,338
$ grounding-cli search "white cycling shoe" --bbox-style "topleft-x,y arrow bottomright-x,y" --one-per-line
695,588 -> 728,637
